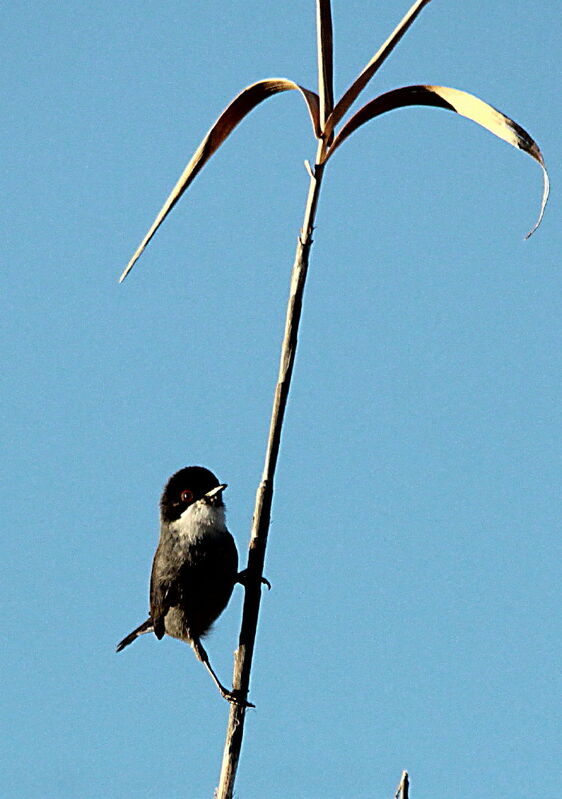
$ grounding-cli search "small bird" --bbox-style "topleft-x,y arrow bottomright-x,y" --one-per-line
116,466 -> 244,704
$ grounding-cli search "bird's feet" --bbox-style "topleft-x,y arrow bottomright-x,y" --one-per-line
220,687 -> 255,708
237,568 -> 271,591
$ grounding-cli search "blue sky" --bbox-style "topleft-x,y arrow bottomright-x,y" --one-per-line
2,1 -> 561,797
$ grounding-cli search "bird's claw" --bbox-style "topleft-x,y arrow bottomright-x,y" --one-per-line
222,688 -> 255,708
236,569 -> 272,591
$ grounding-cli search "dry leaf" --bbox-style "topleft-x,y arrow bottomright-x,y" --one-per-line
324,84 -> 549,237
120,79 -> 321,282
323,0 -> 432,141
316,0 -> 334,127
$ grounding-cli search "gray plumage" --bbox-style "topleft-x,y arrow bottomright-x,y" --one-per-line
117,466 -> 242,703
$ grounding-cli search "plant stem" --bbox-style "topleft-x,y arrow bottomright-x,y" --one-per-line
215,141 -> 326,799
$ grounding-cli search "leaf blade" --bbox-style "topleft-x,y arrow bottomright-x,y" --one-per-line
316,0 -> 334,128
323,0 -> 432,140
120,79 -> 321,282
324,84 -> 549,237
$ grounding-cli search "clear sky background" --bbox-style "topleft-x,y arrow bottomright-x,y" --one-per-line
2,2 -> 561,797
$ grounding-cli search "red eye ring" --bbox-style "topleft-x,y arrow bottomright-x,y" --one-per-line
180,489 -> 194,503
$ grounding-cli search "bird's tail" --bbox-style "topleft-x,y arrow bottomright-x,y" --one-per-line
116,618 -> 153,652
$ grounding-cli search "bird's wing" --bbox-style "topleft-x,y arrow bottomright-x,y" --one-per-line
149,543 -> 179,639
150,576 -> 172,640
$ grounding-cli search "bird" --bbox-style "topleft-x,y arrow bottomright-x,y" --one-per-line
116,465 -> 246,705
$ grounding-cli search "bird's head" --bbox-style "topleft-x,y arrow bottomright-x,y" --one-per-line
160,466 -> 227,523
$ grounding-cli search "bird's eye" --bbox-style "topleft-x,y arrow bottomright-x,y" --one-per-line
180,489 -> 194,503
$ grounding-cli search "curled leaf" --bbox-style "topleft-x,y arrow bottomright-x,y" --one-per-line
316,0 -> 334,128
323,0 -> 432,141
120,79 -> 321,282
324,84 -> 549,237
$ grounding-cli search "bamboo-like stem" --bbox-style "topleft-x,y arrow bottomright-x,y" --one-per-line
215,140 -> 326,799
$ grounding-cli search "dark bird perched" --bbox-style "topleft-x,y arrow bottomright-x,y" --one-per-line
116,466 -> 246,704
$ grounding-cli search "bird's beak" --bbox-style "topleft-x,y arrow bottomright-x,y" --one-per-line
204,483 -> 227,499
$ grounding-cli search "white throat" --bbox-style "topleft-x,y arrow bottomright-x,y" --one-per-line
170,500 -> 227,543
